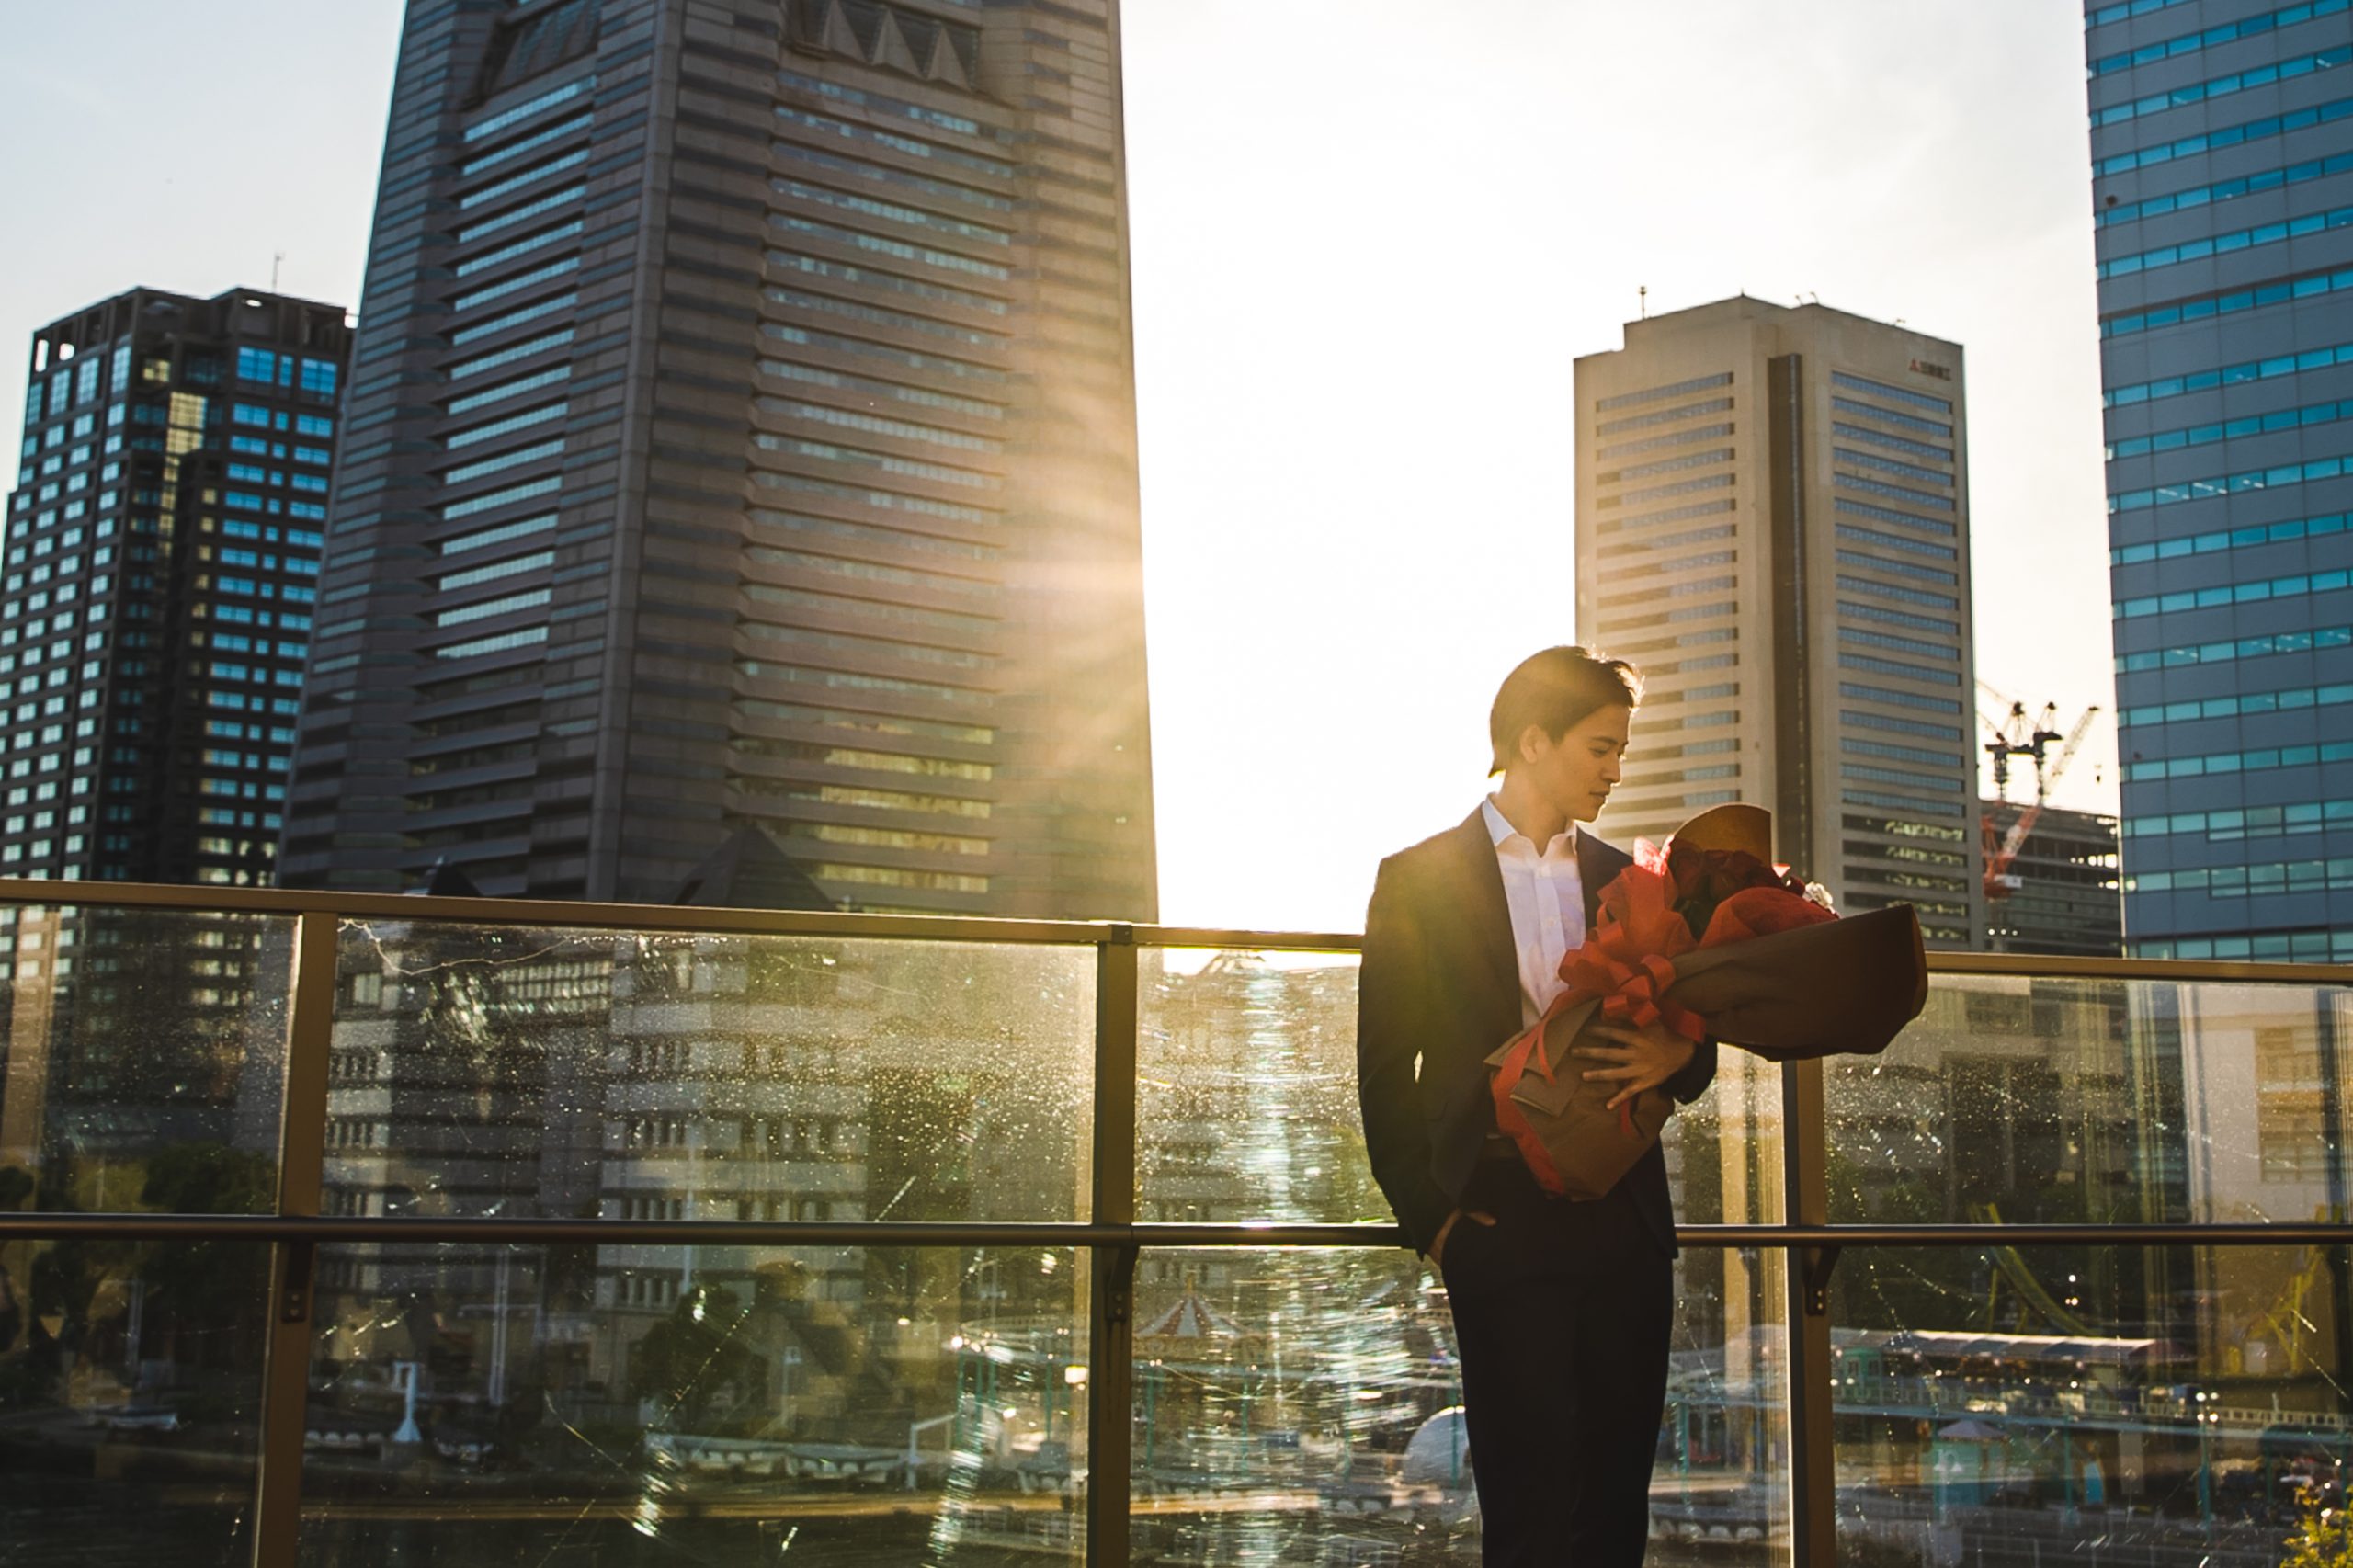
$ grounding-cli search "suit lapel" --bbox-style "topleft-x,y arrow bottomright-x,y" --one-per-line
1575,826 -> 1632,930
1448,809 -> 1518,1004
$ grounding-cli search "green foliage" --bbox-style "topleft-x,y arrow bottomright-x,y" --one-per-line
2286,1502 -> 2353,1568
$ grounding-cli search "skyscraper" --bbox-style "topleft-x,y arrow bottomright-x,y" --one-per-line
2089,0 -> 2353,961
5,286 -> 348,888
281,0 -> 1157,918
1575,297 -> 1984,948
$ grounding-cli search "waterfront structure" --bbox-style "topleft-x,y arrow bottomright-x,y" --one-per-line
1574,297 -> 1984,948
2089,0 -> 2353,961
6,286 -> 347,888
281,0 -> 1156,918
1981,799 -> 2124,957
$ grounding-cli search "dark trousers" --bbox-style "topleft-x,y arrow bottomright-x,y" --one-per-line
1441,1161 -> 1676,1567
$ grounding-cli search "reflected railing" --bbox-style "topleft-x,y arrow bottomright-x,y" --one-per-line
0,881 -> 2347,1567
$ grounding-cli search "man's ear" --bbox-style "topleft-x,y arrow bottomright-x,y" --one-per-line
1518,723 -> 1548,766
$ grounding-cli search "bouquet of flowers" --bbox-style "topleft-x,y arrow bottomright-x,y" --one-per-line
1484,803 -> 1927,1200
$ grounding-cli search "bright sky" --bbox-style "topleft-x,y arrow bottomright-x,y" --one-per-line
0,1 -> 2117,934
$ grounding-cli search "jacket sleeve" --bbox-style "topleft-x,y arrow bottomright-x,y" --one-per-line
1356,857 -> 1458,1256
1665,1036 -> 1717,1105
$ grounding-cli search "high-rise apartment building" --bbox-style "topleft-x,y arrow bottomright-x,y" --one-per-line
281,0 -> 1156,918
2088,1 -> 2353,961
5,287 -> 347,887
1575,297 -> 1984,948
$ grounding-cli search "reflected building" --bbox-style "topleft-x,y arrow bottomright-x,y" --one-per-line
2089,2 -> 2353,962
278,0 -> 1156,920
1575,296 -> 1984,948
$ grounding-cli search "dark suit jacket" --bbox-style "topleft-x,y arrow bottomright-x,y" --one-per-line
1356,808 -> 1716,1258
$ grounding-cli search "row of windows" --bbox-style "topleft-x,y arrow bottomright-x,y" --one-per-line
438,550 -> 552,594
2125,798 -> 2353,841
448,363 -> 571,417
1830,369 -> 1951,416
2098,197 -> 2353,280
2096,89 -> 2353,178
733,696 -> 994,747
756,358 -> 1000,420
776,141 -> 1011,213
752,432 -> 996,490
1830,394 -> 1951,441
777,68 -> 987,140
459,110 -> 591,178
2122,736 -> 2353,779
774,817 -> 989,857
745,505 -> 995,564
2109,392 -> 2353,460
2108,335 -> 2353,409
765,286 -> 1006,354
449,292 -> 575,347
1834,522 -> 1958,563
1836,472 -> 1955,515
2098,147 -> 2353,232
767,247 -> 1008,317
810,860 -> 987,893
1596,447 -> 1733,485
2089,40 -> 2351,129
1836,445 -> 1952,490
1841,761 -> 1964,795
1597,574 -> 1735,608
739,617 -> 990,672
451,218 -> 583,279
1839,625 -> 1959,660
449,328 -> 572,381
1606,548 -> 1738,583
1599,497 -> 1737,533
1596,421 -> 1735,460
1836,572 -> 1959,611
750,469 -> 994,527
457,147 -> 588,211
447,401 -> 566,450
2090,0 -> 2348,79
2089,0 -> 2194,30
1834,548 -> 1957,586
2102,257 -> 2353,340
434,587 -> 551,628
1842,734 -> 1960,768
2118,621 -> 2353,671
1595,371 -> 1732,414
771,178 -> 1009,250
438,512 -> 558,558
462,74 -> 593,144
1844,707 -> 1964,742
2120,676 -> 2353,726
444,437 -> 563,485
1596,521 -> 1736,560
1594,396 -> 1733,437
756,395 -> 1000,454
1832,420 -> 1951,464
434,624 -> 549,661
455,184 -> 585,246
1833,498 -> 1958,540
1595,472 -> 1733,510
2127,854 -> 2353,897
732,735 -> 992,783
773,104 -> 1014,180
235,348 -> 337,396
744,579 -> 995,637
2139,930 -> 2353,961
1843,597 -> 1960,636
2110,452 -> 2353,514
1838,680 -> 1962,714
1840,787 -> 1966,820
747,542 -> 989,597
758,319 -> 1003,387
1838,652 -> 1962,687
734,658 -> 983,707
2115,563 -> 2353,618
444,474 -> 562,521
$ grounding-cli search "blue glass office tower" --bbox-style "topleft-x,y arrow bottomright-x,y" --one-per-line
2091,0 -> 2353,960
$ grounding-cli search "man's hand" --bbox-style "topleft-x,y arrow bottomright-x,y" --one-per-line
1574,1019 -> 1698,1110
1430,1206 -> 1495,1267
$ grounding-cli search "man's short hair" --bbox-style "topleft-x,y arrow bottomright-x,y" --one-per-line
1488,646 -> 1642,775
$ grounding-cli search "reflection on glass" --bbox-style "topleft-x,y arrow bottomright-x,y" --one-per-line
1826,976 -> 2353,1228
0,1238 -> 268,1564
1832,1244 -> 2353,1562
0,906 -> 291,1216
1132,1247 -> 1789,1565
300,1242 -> 1086,1562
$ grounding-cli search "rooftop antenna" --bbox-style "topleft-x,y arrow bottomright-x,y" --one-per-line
1638,284 -> 1647,321
271,251 -> 285,292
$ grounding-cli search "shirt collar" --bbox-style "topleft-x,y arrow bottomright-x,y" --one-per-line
1483,795 -> 1575,858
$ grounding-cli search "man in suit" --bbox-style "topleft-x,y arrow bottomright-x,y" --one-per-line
1356,646 -> 1717,1566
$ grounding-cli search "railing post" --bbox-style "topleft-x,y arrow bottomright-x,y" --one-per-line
251,911 -> 338,1568
1086,926 -> 1139,1568
1781,1057 -> 1836,1567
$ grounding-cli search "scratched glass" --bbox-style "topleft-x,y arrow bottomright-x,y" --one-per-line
296,1241 -> 1088,1562
322,922 -> 1095,1225
1128,1245 -> 1791,1565
1830,1243 -> 2353,1561
0,905 -> 293,1214
1136,949 -> 1786,1228
1823,976 -> 2353,1227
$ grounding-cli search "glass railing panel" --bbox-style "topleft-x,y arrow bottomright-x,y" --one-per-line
297,1240 -> 1087,1562
1130,1245 -> 1790,1566
0,904 -> 292,1215
1825,974 -> 2353,1226
0,1238 -> 271,1563
1137,948 -> 1782,1226
1831,1242 -> 2353,1561
324,922 -> 1094,1225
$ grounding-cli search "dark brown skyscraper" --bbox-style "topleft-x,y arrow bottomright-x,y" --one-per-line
281,0 -> 1157,917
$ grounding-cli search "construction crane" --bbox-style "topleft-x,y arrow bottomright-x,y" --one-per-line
1977,683 -> 2100,902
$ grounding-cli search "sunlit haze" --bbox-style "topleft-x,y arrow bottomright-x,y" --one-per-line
0,1 -> 2116,933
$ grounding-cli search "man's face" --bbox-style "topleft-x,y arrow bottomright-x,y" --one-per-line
1519,704 -> 1631,825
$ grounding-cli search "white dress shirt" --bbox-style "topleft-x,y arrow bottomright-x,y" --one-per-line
1482,795 -> 1587,1028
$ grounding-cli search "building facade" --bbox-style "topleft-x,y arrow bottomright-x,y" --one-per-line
5,286 -> 347,888
1574,297 -> 1984,948
2089,0 -> 2353,961
281,0 -> 1156,918
1981,798 -> 2125,957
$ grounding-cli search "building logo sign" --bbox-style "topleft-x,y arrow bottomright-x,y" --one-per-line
1909,358 -> 1953,381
